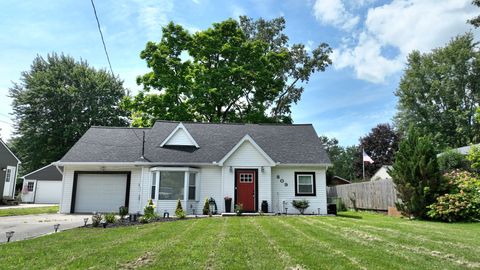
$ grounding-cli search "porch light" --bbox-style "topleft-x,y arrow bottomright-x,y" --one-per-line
229,166 -> 233,173
53,224 -> 60,233
5,231 -> 14,242
261,166 -> 264,173
83,218 -> 89,227
208,198 -> 216,215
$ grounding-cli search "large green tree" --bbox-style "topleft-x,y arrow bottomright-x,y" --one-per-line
389,127 -> 443,219
9,53 -> 128,174
319,136 -> 357,183
395,33 -> 480,150
123,17 -> 331,126
469,0 -> 480,27
353,123 -> 400,180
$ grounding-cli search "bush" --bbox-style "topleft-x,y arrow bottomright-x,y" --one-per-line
119,206 -> 128,220
427,170 -> 480,222
144,199 -> 156,218
389,127 -> 444,219
467,145 -> 480,172
234,203 -> 243,216
202,197 -> 209,215
92,212 -> 102,227
104,213 -> 116,223
175,199 -> 186,219
292,199 -> 310,214
438,149 -> 469,173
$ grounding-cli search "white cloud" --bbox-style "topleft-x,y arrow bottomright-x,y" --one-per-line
313,0 -> 360,30
231,4 -> 246,19
331,0 -> 478,83
137,0 -> 174,39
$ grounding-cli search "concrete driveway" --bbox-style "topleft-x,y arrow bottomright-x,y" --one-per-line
0,214 -> 90,243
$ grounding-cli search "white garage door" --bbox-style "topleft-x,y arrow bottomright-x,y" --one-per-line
35,181 -> 62,204
74,173 -> 127,213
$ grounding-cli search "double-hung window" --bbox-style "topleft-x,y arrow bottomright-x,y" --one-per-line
294,172 -> 316,196
188,173 -> 197,200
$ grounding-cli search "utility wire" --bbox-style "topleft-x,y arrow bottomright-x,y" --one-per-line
90,0 -> 114,76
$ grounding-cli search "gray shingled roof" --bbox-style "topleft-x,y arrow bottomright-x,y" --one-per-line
23,164 -> 63,181
60,121 -> 331,165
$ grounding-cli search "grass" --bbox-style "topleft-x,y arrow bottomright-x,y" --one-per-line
0,205 -> 59,217
0,212 -> 479,269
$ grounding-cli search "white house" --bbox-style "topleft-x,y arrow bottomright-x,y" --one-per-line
55,121 -> 331,215
21,164 -> 63,204
370,165 -> 392,181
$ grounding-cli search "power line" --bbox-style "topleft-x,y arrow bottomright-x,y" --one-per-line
90,0 -> 114,76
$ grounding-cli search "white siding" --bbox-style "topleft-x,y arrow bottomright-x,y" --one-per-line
59,166 -> 142,214
196,166 -> 222,214
224,141 -> 271,167
164,128 -> 195,146
222,140 -> 272,212
271,166 -> 327,215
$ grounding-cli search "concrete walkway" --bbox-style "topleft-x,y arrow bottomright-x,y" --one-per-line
0,204 -> 58,210
0,213 -> 90,243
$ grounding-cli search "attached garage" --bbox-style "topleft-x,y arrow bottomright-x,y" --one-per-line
71,172 -> 131,213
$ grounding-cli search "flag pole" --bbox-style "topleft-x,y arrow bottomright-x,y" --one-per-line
362,148 -> 365,181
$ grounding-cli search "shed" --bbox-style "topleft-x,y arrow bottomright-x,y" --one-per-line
21,164 -> 63,204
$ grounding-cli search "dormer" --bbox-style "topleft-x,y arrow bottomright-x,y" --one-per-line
160,123 -> 199,148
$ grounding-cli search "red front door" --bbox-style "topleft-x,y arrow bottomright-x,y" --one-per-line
235,169 -> 256,212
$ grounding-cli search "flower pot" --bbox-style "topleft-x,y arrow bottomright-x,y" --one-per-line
225,199 -> 232,213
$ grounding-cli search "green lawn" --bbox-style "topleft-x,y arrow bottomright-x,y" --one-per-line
0,205 -> 59,217
0,212 -> 479,269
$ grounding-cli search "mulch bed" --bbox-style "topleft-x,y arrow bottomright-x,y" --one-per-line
84,217 -> 197,229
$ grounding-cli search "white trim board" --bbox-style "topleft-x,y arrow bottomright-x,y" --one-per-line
160,123 -> 199,148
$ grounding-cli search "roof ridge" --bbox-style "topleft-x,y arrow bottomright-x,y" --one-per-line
90,126 -> 151,129
154,120 -> 313,126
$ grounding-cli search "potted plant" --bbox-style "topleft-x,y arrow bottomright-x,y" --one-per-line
224,196 -> 232,213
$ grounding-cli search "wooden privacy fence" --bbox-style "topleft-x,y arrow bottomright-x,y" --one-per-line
327,179 -> 397,211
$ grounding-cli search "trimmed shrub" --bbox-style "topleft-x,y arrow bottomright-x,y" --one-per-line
427,170 -> 480,222
92,212 -> 102,227
202,197 -> 209,215
175,199 -> 186,219
438,149 -> 469,173
292,199 -> 310,214
104,213 -> 116,223
119,206 -> 128,220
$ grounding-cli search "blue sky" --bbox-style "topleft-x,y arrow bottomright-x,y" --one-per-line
0,0 -> 478,145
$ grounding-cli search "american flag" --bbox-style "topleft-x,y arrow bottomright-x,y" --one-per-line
363,150 -> 374,163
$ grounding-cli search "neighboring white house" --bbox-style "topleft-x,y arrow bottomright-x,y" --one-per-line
55,121 -> 331,215
437,143 -> 480,157
21,164 -> 63,204
370,165 -> 392,181
0,139 -> 20,201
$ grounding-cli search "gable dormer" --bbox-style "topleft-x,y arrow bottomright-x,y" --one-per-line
160,123 -> 199,148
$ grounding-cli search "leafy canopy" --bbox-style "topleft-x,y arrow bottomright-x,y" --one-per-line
395,33 -> 480,150
9,53 -> 128,174
123,17 -> 332,126
319,136 -> 357,183
354,123 -> 400,180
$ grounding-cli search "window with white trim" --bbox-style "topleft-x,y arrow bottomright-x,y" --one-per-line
151,172 -> 157,199
294,172 -> 316,196
159,171 -> 185,200
188,173 -> 196,200
27,182 -> 34,192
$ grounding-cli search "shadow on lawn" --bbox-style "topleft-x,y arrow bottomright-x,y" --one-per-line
336,212 -> 363,219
